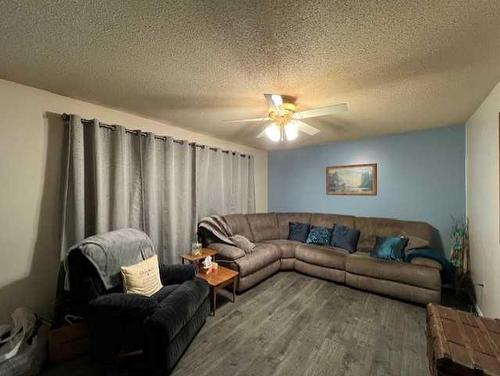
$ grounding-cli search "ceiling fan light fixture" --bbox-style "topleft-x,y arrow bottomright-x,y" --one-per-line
265,123 -> 281,142
284,121 -> 298,141
271,94 -> 283,107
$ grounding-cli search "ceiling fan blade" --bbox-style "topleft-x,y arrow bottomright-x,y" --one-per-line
256,122 -> 273,138
294,103 -> 348,119
264,93 -> 282,110
295,120 -> 320,136
256,129 -> 267,138
223,117 -> 270,124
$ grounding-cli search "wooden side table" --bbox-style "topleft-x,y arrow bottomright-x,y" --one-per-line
196,265 -> 239,316
180,248 -> 217,271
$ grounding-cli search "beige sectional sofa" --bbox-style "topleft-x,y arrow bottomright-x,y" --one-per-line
201,212 -> 442,305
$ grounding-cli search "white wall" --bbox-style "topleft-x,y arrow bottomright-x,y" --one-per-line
466,81 -> 500,317
0,79 -> 268,323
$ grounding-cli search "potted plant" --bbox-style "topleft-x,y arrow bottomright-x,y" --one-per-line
449,217 -> 469,279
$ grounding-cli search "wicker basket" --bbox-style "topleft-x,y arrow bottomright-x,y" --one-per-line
427,304 -> 500,376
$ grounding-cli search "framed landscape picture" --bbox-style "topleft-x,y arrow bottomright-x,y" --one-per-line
326,163 -> 377,195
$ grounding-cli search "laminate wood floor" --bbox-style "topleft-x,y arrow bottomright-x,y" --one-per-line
43,272 -> 429,376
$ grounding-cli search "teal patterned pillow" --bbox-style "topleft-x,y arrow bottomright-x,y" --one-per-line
306,225 -> 332,246
371,236 -> 408,261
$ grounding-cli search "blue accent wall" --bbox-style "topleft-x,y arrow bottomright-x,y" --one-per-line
268,124 -> 466,254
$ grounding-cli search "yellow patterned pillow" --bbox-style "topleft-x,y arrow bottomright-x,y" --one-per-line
121,255 -> 163,296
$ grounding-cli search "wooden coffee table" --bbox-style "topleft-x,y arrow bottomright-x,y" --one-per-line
196,265 -> 239,316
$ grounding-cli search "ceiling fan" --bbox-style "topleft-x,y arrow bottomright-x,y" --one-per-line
224,94 -> 348,142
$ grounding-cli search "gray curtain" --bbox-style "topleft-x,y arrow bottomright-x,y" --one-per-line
195,147 -> 255,218
61,115 -> 255,263
141,133 -> 196,265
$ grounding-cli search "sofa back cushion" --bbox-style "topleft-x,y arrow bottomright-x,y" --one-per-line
310,213 -> 355,229
223,214 -> 254,242
277,213 -> 312,239
246,213 -> 280,242
355,216 -> 433,252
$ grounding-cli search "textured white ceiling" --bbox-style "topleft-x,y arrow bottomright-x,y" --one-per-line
1,0 -> 500,150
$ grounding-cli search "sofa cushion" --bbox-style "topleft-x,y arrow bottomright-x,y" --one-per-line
263,239 -> 301,258
310,213 -> 355,229
237,261 -> 280,292
295,260 -> 345,283
234,243 -> 280,277
280,258 -> 295,270
410,257 -> 442,270
89,292 -> 159,320
345,273 -> 441,304
246,213 -> 280,242
355,216 -> 434,252
223,214 -> 254,241
306,225 -> 332,246
330,224 -> 360,253
288,222 -> 310,242
345,253 -> 440,290
152,285 -> 179,304
207,243 -> 245,261
277,213 -> 312,239
295,244 -> 348,269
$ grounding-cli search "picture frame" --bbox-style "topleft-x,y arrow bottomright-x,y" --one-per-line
326,163 -> 377,195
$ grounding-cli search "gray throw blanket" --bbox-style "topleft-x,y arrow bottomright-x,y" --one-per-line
199,216 -> 257,253
64,228 -> 156,290
198,216 -> 235,246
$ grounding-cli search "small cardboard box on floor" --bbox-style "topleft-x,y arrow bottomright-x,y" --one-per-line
48,323 -> 89,362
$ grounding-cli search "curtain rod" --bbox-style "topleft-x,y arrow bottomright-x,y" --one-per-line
61,114 -> 251,158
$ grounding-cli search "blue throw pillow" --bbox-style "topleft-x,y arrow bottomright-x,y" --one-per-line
330,224 -> 360,253
306,225 -> 332,246
371,236 -> 408,261
288,222 -> 310,243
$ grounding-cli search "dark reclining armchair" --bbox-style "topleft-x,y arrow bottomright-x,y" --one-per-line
65,229 -> 210,375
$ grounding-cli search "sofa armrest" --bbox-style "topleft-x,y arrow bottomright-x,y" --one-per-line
144,279 -> 209,373
208,243 -> 245,261
409,257 -> 442,271
145,279 -> 209,342
159,264 -> 195,285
